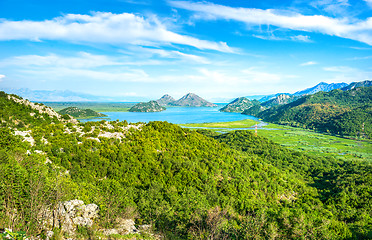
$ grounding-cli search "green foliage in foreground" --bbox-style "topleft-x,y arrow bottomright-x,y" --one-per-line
1,93 -> 371,239
257,87 -> 372,138
1,120 -> 371,239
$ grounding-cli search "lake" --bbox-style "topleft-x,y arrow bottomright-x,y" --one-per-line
80,106 -> 258,124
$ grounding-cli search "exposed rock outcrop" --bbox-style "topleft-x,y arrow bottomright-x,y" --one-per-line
40,200 -> 99,236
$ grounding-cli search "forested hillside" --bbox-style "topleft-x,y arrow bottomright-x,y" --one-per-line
1,91 -> 371,239
58,106 -> 107,118
256,87 -> 372,138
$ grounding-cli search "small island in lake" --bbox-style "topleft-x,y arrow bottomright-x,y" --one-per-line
58,107 -> 107,118
129,100 -> 166,112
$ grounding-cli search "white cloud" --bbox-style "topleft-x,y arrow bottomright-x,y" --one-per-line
0,74 -> 5,81
0,50 -> 210,70
253,34 -> 312,42
140,48 -> 210,64
301,61 -> 318,66
0,12 -> 233,52
365,0 -> 372,8
310,0 -> 350,16
170,1 -> 372,46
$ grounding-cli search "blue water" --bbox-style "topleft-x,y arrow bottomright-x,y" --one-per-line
80,106 -> 258,124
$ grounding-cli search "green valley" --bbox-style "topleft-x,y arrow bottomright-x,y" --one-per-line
1,91 -> 371,240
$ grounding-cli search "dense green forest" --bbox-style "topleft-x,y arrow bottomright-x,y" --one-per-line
255,87 -> 372,138
0,91 -> 371,239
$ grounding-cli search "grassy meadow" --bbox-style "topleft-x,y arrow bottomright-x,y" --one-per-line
180,119 -> 372,162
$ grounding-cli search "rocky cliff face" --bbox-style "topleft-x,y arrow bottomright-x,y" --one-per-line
262,94 -> 297,108
170,93 -> 217,107
220,97 -> 256,112
39,200 -> 99,237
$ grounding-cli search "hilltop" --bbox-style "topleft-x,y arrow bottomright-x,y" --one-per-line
170,93 -> 217,107
293,82 -> 348,96
58,107 -> 107,118
129,100 -> 166,112
341,80 -> 372,91
156,94 -> 176,106
220,97 -> 259,112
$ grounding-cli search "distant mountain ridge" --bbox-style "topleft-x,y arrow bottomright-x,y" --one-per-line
294,82 -> 348,96
341,80 -> 372,91
246,82 -> 349,103
1,88 -> 148,102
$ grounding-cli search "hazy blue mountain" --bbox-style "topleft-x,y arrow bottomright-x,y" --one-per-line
293,82 -> 348,96
1,88 -> 148,102
341,80 -> 372,91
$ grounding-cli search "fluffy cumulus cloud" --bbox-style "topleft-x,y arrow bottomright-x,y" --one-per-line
0,12 -> 232,52
170,1 -> 372,46
0,74 -> 5,81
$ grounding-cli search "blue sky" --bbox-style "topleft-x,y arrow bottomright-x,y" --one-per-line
0,0 -> 371,101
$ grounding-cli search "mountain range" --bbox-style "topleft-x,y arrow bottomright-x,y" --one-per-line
2,81 -> 369,103
157,93 -> 217,107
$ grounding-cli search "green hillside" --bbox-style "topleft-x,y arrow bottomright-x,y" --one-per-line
58,106 -> 107,118
220,97 -> 259,112
129,100 -> 166,112
257,87 -> 372,138
1,92 -> 371,239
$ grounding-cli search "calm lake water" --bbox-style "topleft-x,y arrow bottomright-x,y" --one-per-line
80,106 -> 258,124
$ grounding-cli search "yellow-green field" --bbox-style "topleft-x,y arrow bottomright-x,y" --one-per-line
181,119 -> 259,128
180,120 -> 372,162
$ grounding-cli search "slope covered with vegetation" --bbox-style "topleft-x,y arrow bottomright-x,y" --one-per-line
256,87 -> 372,138
58,106 -> 107,118
1,92 -> 371,239
220,97 -> 259,112
129,100 -> 166,112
